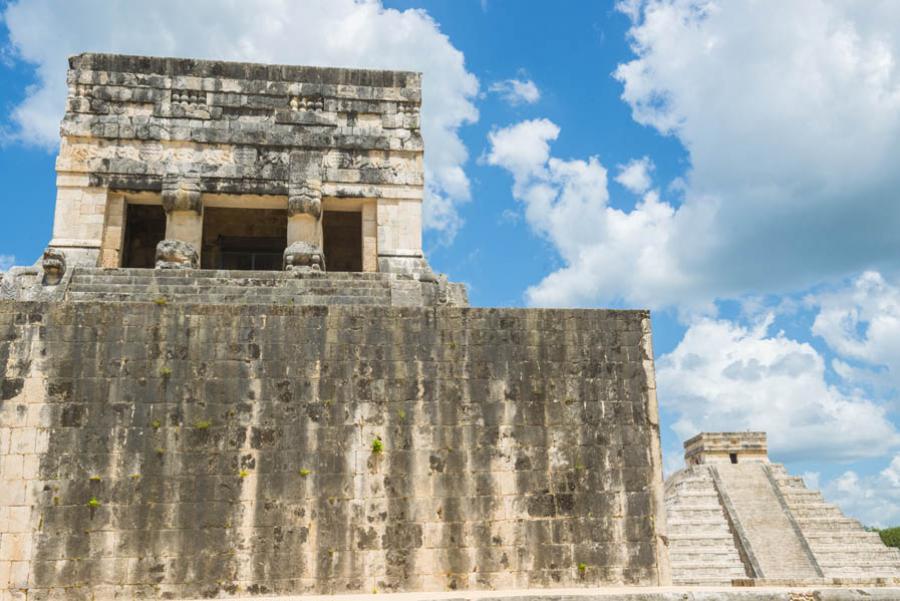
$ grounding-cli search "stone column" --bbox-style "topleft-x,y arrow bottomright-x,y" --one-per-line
362,201 -> 377,272
284,182 -> 325,272
47,173 -> 109,267
98,192 -> 126,268
284,151 -> 325,272
157,176 -> 202,269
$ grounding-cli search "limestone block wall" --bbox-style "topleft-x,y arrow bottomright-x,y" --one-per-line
0,302 -> 668,599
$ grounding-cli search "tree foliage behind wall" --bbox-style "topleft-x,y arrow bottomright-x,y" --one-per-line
879,527 -> 900,548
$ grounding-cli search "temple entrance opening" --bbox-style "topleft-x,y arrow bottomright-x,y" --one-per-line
122,203 -> 166,268
323,210 -> 362,272
201,206 -> 287,270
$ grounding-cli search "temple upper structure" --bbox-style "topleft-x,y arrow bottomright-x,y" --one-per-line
683,431 -> 769,466
0,53 -> 467,306
50,53 -> 436,278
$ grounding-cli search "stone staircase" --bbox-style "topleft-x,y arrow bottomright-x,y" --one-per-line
713,463 -> 821,579
770,463 -> 900,579
62,267 -> 467,307
664,466 -> 749,585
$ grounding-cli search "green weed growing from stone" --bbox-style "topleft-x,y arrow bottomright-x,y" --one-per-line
577,562 -> 587,574
89,475 -> 101,482
153,297 -> 168,306
299,468 -> 311,477
159,366 -> 172,379
87,497 -> 101,509
397,408 -> 406,421
151,419 -> 162,430
371,437 -> 384,455
193,420 -> 211,430
239,469 -> 250,478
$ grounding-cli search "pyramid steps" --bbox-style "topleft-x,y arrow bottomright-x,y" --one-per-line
664,466 -> 748,586
665,438 -> 900,584
767,462 -> 900,579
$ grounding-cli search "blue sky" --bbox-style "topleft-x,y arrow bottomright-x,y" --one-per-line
3,0 -> 900,525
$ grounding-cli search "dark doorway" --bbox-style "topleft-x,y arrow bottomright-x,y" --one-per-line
323,211 -> 362,272
730,453 -> 738,464
202,207 -> 287,270
122,204 -> 166,268
218,238 -> 284,270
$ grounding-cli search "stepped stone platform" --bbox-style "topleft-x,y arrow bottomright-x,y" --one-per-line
665,433 -> 900,586
61,267 -> 468,307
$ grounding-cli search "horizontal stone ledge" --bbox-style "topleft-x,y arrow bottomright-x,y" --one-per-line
129,586 -> 900,601
78,173 -> 421,196
47,238 -> 102,249
69,74 -> 423,105
61,116 -> 424,150
69,53 -> 422,90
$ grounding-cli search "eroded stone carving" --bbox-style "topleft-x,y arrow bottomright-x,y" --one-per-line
284,241 -> 325,273
41,248 -> 66,285
287,182 -> 322,219
156,239 -> 199,269
0,268 -> 39,300
161,175 -> 202,214
289,95 -> 325,112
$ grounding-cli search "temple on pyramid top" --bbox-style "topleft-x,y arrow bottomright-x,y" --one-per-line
9,53 -> 465,306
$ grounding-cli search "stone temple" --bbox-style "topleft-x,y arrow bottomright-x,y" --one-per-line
0,53 -> 897,601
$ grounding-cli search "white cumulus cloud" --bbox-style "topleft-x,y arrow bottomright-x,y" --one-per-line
821,458 -> 900,527
811,271 -> 900,391
0,255 -> 16,271
657,314 -> 900,462
489,78 -> 541,105
485,118 -> 693,309
0,0 -> 478,237
615,156 -> 655,194
489,0 -> 900,309
615,0 -> 900,300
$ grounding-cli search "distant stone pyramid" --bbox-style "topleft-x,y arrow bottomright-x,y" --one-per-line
665,432 -> 900,586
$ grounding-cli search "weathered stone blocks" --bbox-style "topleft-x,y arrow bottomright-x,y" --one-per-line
0,301 -> 668,598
